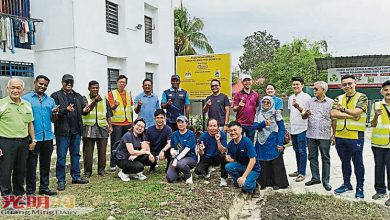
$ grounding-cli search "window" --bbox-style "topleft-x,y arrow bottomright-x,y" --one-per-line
0,60 -> 34,77
106,1 -> 118,35
145,72 -> 153,82
144,16 -> 152,44
107,68 -> 119,91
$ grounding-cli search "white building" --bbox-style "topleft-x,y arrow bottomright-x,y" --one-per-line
0,0 -> 174,98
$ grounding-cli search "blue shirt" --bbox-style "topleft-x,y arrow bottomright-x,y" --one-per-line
145,125 -> 172,154
253,120 -> 285,161
161,87 -> 190,105
22,91 -> 56,141
134,92 -> 160,128
198,131 -> 227,158
171,130 -> 197,161
227,136 -> 260,172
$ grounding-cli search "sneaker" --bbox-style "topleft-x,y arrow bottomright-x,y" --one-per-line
289,171 -> 299,177
385,198 -> 390,206
220,178 -> 227,187
134,172 -> 147,180
118,170 -> 130,182
110,166 -> 117,172
39,189 -> 58,196
57,182 -> 66,191
71,178 -> 89,184
186,175 -> 193,184
204,167 -> 211,179
295,175 -> 306,182
334,184 -> 353,195
355,188 -> 364,199
372,193 -> 386,200
323,183 -> 332,191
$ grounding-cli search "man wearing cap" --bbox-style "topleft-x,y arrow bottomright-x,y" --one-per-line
232,74 -> 260,142
23,75 -> 58,196
51,74 -> 89,191
108,75 -> 134,172
161,75 -> 190,131
370,80 -> 390,205
0,78 -> 35,197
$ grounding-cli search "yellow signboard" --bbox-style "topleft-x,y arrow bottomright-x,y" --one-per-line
176,53 -> 231,100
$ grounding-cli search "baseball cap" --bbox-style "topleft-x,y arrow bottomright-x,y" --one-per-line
62,74 -> 74,82
176,115 -> 188,123
240,74 -> 252,81
171,75 -> 180,80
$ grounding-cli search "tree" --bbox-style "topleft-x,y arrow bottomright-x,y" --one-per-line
174,4 -> 214,56
252,38 -> 331,96
239,30 -> 280,73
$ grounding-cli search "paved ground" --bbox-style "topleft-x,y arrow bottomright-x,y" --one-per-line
236,128 -> 390,220
283,128 -> 382,204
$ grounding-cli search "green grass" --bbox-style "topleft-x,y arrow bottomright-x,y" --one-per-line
260,192 -> 390,220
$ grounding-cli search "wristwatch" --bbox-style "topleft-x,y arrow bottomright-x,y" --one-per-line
340,107 -> 346,112
32,139 -> 37,143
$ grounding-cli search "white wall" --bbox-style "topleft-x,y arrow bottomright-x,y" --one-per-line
1,0 -> 174,100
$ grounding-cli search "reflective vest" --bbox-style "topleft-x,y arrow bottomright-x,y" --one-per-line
82,95 -> 108,127
335,92 -> 366,139
371,101 -> 390,147
111,89 -> 133,123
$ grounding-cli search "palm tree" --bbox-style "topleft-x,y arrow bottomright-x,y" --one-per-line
174,4 -> 214,56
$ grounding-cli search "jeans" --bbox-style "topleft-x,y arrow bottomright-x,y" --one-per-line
56,134 -> 82,184
335,137 -> 365,189
195,154 -> 227,178
307,138 -> 330,184
372,147 -> 390,194
241,125 -> 255,143
110,124 -> 132,168
225,162 -> 259,193
166,157 -> 197,182
0,137 -> 29,196
26,140 -> 54,194
291,131 -> 307,176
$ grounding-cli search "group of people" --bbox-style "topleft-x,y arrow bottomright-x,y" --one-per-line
1,72 -> 390,207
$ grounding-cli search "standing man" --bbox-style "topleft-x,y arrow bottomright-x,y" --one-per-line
144,109 -> 172,172
301,81 -> 334,191
370,80 -> 390,205
195,118 -> 228,186
51,74 -> 89,191
203,79 -> 230,132
331,74 -> 367,199
108,75 -> 134,172
225,121 -> 260,194
0,78 -> 35,197
23,75 -> 58,196
82,80 -> 113,177
288,76 -> 311,182
134,79 -> 160,129
232,75 -> 260,142
161,75 -> 190,131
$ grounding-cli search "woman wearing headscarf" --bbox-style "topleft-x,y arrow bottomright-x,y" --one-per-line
253,96 -> 289,190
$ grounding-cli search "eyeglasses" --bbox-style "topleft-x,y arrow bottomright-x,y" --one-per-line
211,84 -> 219,88
341,82 -> 354,87
64,80 -> 74,85
262,101 -> 271,104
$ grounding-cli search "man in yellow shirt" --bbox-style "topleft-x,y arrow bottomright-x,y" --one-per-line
370,80 -> 390,206
331,74 -> 367,199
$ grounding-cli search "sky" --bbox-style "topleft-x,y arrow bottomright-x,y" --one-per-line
173,0 -> 390,68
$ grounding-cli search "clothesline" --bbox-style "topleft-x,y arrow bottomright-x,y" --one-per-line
0,11 -> 42,22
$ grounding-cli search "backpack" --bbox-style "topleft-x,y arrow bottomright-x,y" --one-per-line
110,140 -> 123,166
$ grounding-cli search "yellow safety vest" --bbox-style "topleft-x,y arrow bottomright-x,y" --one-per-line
82,95 -> 108,127
335,92 -> 367,139
371,101 -> 390,147
111,89 -> 133,123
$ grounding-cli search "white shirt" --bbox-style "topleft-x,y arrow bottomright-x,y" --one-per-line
288,91 -> 311,135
